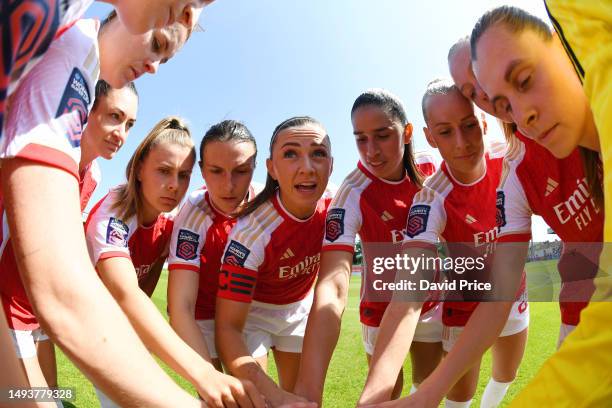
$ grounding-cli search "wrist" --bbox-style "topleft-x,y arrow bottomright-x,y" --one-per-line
359,386 -> 389,405
416,379 -> 445,407
294,380 -> 323,404
187,360 -> 220,395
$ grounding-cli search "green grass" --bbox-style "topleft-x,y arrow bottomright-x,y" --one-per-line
56,260 -> 561,407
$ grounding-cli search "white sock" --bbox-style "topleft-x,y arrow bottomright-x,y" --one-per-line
445,398 -> 472,408
410,383 -> 419,395
480,378 -> 512,408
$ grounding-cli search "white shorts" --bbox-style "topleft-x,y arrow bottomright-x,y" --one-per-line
442,300 -> 530,352
244,291 -> 313,358
361,303 -> 443,356
557,323 -> 577,349
8,327 -> 50,359
196,319 -> 218,359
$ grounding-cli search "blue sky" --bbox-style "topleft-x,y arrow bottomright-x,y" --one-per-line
85,0 -> 555,240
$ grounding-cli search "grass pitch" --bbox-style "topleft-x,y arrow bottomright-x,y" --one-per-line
57,261 -> 561,407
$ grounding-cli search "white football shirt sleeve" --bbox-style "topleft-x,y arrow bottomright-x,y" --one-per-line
323,185 -> 362,252
168,193 -> 208,272
405,188 -> 446,245
497,154 -> 533,241
85,195 -> 131,265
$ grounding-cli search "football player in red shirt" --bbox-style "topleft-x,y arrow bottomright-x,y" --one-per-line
216,116 -> 331,408
167,120 -> 259,372
449,33 -> 601,345
294,89 -> 441,405
362,80 -> 528,408
78,80 -> 139,211
0,79 -> 138,394
83,117 -> 263,408
0,4 -> 253,405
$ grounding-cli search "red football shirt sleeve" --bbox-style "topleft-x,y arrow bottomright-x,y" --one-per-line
217,220 -> 266,302
217,263 -> 258,303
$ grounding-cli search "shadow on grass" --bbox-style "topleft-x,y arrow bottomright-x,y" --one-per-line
61,401 -> 77,408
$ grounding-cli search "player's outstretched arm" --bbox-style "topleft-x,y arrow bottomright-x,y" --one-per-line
216,297 -> 314,408
168,268 -> 214,362
357,244 -> 433,406
139,257 -> 165,298
1,159 -> 203,408
293,250 -> 353,405
97,256 -> 264,408
362,242 -> 528,408
408,240 -> 527,407
357,302 -> 422,405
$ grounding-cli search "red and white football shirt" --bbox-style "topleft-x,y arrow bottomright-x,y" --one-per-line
406,143 -> 526,326
218,193 -> 330,304
1,18 -> 99,179
168,185 -> 259,320
497,132 -> 602,325
0,201 -> 41,330
0,163 -> 98,330
0,18 -> 99,330
1,0 -> 93,137
79,159 -> 101,211
322,152 -> 437,327
85,188 -> 174,286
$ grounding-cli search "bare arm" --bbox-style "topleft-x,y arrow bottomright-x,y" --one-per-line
357,245 -> 435,405
97,256 -> 263,408
358,301 -> 422,405
216,297 -> 309,407
293,250 -> 353,405
362,241 -> 528,408
410,241 -> 527,406
139,257 -> 165,298
2,159 -> 201,408
167,268 -> 213,362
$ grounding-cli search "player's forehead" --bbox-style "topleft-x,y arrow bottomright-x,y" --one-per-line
352,105 -> 396,131
275,125 -> 328,147
449,42 -> 471,73
474,25 -> 535,92
104,87 -> 137,109
203,140 -> 256,166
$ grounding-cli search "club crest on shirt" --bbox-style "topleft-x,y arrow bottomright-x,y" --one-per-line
177,229 -> 199,261
55,67 -> 90,148
106,217 -> 129,247
224,240 -> 250,267
406,205 -> 430,238
325,208 -> 345,242
496,191 -> 506,228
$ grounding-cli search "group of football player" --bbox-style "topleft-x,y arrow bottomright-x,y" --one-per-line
0,1 -> 610,407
